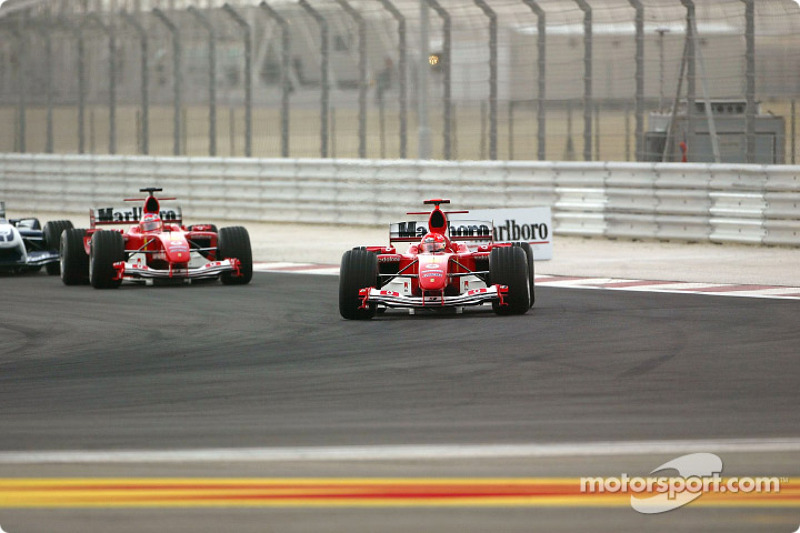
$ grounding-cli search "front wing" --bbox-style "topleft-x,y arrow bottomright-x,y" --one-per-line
113,258 -> 241,281
0,250 -> 59,269
359,284 -> 508,309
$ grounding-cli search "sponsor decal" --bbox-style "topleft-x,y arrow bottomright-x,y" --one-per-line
452,207 -> 553,260
95,206 -> 181,223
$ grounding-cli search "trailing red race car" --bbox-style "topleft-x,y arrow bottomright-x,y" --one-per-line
339,199 -> 534,319
60,188 -> 252,289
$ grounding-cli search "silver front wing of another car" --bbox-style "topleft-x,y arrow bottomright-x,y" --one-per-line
113,258 -> 241,281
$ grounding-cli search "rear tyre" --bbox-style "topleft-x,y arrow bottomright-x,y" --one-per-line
60,228 -> 89,285
339,248 -> 378,320
218,226 -> 253,285
43,220 -> 74,275
489,246 -> 530,315
90,230 -> 124,289
512,241 -> 535,308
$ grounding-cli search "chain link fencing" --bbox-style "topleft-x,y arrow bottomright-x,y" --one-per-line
1,0 -> 799,163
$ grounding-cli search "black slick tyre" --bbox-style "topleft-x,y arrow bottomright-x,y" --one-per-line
218,226 -> 253,285
60,228 -> 89,285
89,230 -> 125,289
339,248 -> 378,320
489,246 -> 530,315
43,220 -> 74,275
512,241 -> 535,308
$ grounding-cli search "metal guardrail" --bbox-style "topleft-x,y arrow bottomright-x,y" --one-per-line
1,154 -> 798,246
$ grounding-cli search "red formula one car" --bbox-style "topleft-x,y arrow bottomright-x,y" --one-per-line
59,188 -> 252,289
339,199 -> 534,319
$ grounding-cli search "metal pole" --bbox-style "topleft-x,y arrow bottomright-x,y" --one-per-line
474,0 -> 497,161
575,0 -> 592,161
13,24 -> 25,153
121,10 -> 149,154
377,0 -> 407,159
742,0 -> 756,164
418,0 -> 431,159
84,13 -> 117,154
656,28 -> 670,111
298,0 -> 329,158
426,0 -> 451,160
259,1 -> 291,158
222,4 -> 252,158
681,0 -> 695,162
77,21 -> 86,154
522,0 -> 546,161
662,36 -> 689,162
629,0 -> 644,162
32,18 -> 54,153
153,8 -> 182,156
790,98 -> 797,165
508,101 -> 514,160
57,16 -> 86,154
691,14 -> 721,163
188,6 -> 217,157
334,0 -> 367,159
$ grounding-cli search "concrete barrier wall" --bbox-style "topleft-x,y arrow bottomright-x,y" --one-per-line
1,154 -> 799,246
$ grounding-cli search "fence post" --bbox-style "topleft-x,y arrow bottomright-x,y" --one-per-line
575,0 -> 592,162
59,16 -> 86,154
84,13 -> 117,154
188,6 -> 217,157
121,10 -> 149,155
425,0 -> 452,160
298,0 -> 329,158
418,0 -> 431,159
742,0 -> 756,164
680,0 -> 696,162
259,1 -> 291,158
152,8 -> 182,156
522,0 -> 546,161
222,4 -> 252,158
474,0 -> 497,161
334,0 -> 367,159
30,15 -> 54,154
377,0 -> 407,159
628,0 -> 644,162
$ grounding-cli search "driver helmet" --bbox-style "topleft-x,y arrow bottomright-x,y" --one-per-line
141,213 -> 162,233
420,232 -> 447,253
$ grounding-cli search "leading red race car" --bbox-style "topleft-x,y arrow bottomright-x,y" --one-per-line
339,199 -> 534,319
59,188 -> 252,288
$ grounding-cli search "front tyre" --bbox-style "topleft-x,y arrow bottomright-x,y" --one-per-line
512,241 -> 535,308
339,248 -> 378,320
60,228 -> 89,285
218,226 -> 253,285
489,246 -> 530,315
89,230 -> 124,289
43,220 -> 74,275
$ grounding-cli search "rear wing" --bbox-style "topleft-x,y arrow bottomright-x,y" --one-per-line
0,201 -> 5,219
389,219 -> 493,245
90,205 -> 182,228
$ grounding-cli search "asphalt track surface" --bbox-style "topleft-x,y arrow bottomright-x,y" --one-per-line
1,271 -> 799,532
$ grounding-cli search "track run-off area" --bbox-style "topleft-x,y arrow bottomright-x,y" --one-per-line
1,269 -> 798,532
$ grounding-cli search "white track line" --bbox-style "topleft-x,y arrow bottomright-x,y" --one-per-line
1,439 -> 799,464
252,263 -> 800,300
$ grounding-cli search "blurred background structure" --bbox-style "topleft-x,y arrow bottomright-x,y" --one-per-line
1,0 -> 799,163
